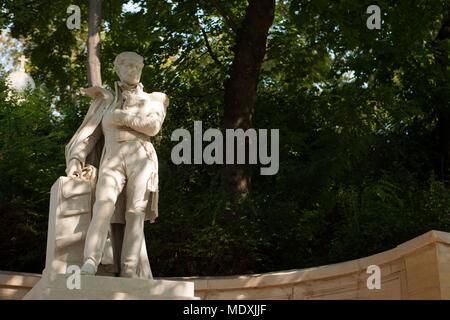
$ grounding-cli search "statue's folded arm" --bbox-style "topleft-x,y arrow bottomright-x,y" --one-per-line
113,108 -> 165,137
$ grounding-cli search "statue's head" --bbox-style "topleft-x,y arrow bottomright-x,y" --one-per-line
114,52 -> 144,85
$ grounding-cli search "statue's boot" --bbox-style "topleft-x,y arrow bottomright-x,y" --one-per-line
80,258 -> 97,275
119,209 -> 146,278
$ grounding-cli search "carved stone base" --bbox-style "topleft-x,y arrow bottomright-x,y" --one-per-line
23,271 -> 199,300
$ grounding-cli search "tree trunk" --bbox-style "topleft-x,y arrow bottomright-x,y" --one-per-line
434,17 -> 450,181
222,0 -> 275,200
87,0 -> 102,87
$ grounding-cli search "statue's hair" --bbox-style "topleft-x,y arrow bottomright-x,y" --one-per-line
113,52 -> 144,71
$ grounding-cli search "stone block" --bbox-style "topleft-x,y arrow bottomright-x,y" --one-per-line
23,273 -> 199,300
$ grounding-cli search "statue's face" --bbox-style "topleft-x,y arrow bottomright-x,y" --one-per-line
116,59 -> 143,85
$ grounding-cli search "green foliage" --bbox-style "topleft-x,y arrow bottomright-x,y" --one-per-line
0,79 -> 66,271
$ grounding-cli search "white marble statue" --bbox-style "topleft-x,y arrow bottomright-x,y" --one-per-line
65,52 -> 169,278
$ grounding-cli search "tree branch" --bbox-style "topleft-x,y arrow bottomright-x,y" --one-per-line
199,23 -> 223,69
211,0 -> 238,33
87,0 -> 102,87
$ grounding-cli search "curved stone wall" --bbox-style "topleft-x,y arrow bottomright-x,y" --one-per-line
1,230 -> 450,300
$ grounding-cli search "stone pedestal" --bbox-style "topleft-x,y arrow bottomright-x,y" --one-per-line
23,175 -> 196,300
23,271 -> 199,300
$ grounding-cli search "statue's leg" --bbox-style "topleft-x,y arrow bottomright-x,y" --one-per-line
82,151 -> 126,274
120,209 -> 146,278
120,142 -> 153,278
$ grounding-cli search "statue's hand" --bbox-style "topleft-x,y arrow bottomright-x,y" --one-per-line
66,159 -> 83,178
81,86 -> 106,99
